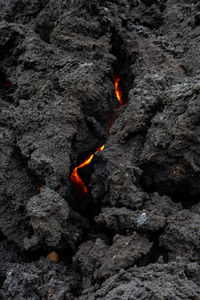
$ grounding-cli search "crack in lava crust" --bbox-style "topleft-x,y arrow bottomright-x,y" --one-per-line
70,74 -> 123,198
70,145 -> 105,197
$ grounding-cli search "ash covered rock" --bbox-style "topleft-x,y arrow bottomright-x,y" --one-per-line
94,233 -> 153,280
73,238 -> 109,290
95,193 -> 181,234
144,192 -> 182,217
0,125 -> 43,249
0,0 -> 49,24
102,163 -> 147,209
0,240 -> 23,283
95,193 -> 182,233
0,258 -> 80,300
83,260 -> 200,300
26,188 -> 88,250
34,0 -> 62,43
160,204 -> 200,262
0,0 -> 200,299
141,77 -> 200,196
74,233 -> 152,284
96,207 -> 166,234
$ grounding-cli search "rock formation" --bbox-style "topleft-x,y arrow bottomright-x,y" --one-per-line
0,0 -> 200,298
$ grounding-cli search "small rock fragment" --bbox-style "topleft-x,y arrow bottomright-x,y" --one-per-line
137,212 -> 147,225
47,251 -> 59,264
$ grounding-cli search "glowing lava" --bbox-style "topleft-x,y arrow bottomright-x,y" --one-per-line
70,145 -> 104,197
114,73 -> 123,105
70,72 -> 123,197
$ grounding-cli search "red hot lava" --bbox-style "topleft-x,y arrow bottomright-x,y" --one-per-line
114,73 -> 123,105
70,145 -> 104,198
70,73 -> 123,197
3,83 -> 9,88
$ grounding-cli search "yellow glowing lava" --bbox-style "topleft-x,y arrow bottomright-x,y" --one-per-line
70,145 -> 104,197
70,72 -> 123,197
114,73 -> 123,105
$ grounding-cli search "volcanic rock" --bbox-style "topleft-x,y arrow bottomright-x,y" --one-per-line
0,0 -> 200,299
160,204 -> 200,262
26,188 -> 89,250
74,233 -> 152,285
83,260 -> 200,300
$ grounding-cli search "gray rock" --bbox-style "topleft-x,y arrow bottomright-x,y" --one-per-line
141,77 -> 200,196
0,0 -> 200,299
0,258 -> 79,300
74,233 -> 152,283
26,188 -> 89,249
160,206 -> 200,261
96,206 -> 166,234
84,260 -> 200,300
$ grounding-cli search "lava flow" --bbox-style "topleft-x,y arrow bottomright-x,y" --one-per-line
70,73 -> 123,198
114,73 -> 123,105
70,145 -> 104,197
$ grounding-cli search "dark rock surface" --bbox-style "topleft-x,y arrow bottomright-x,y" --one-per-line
26,188 -> 89,250
74,233 -> 152,283
83,260 -> 200,300
160,204 -> 200,262
0,0 -> 200,299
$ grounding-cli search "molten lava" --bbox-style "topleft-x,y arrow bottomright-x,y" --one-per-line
70,72 -> 123,198
70,145 -> 104,197
114,73 -> 123,105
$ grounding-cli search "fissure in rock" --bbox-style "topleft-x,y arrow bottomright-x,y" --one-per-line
70,71 -> 125,200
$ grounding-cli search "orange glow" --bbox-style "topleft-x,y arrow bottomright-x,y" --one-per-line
70,73 -> 124,198
40,185 -> 45,192
70,145 -> 104,197
114,73 -> 123,105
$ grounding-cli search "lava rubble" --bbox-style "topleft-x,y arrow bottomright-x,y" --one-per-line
0,0 -> 200,299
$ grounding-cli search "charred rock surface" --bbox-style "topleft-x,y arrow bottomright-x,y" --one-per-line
0,0 -> 200,299
83,260 -> 200,300
74,233 -> 152,285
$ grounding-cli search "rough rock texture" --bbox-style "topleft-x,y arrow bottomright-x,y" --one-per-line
82,260 -> 200,300
26,188 -> 89,250
160,204 -> 200,261
0,258 -> 80,300
74,233 -> 152,283
95,192 -> 182,234
0,0 -> 200,299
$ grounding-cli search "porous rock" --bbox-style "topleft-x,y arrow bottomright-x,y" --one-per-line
1,0 -> 200,299
160,205 -> 200,261
83,260 -> 200,300
26,188 -> 89,250
74,233 -> 153,283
